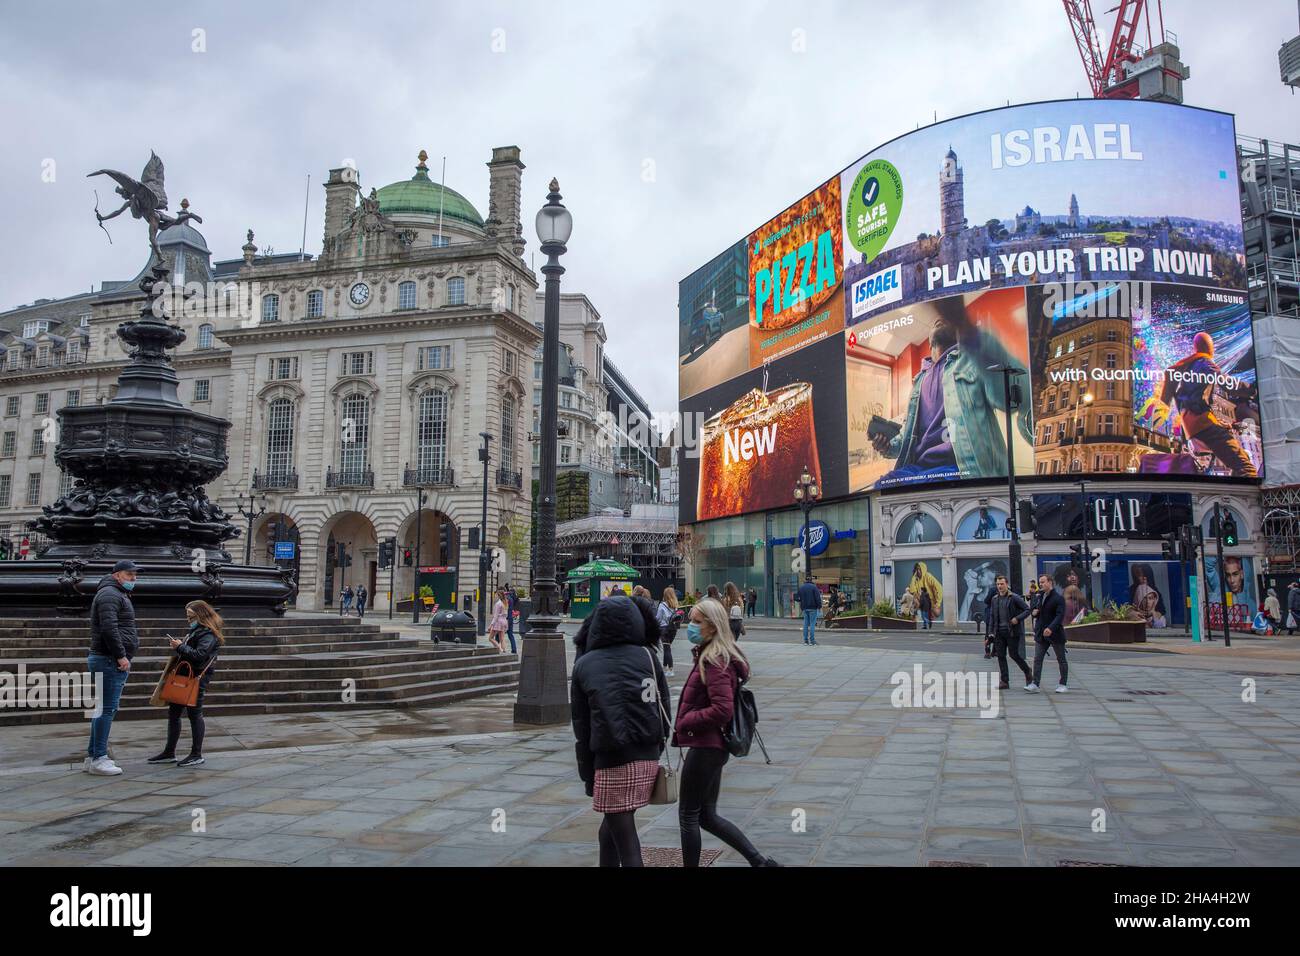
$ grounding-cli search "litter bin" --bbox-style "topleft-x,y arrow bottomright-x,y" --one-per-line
430,609 -> 477,645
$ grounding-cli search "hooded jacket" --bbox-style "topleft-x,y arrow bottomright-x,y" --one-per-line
89,575 -> 139,661
570,595 -> 671,786
673,646 -> 750,750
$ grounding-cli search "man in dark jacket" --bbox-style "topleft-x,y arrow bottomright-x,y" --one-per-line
1027,573 -> 1068,692
86,560 -> 141,775
796,579 -> 822,646
1287,583 -> 1300,636
985,574 -> 1032,690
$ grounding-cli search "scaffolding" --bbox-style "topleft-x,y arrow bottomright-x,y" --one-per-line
1263,485 -> 1300,572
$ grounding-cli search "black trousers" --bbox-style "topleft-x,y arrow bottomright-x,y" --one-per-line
1032,633 -> 1068,686
662,640 -> 674,670
164,674 -> 211,757
993,628 -> 1031,684
679,747 -> 764,867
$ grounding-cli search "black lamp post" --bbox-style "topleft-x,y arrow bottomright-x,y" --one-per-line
515,178 -> 574,725
235,490 -> 268,565
477,431 -> 493,637
793,466 -> 820,583
992,364 -> 1026,594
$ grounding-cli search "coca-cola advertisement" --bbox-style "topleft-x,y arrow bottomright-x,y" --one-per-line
679,333 -> 848,524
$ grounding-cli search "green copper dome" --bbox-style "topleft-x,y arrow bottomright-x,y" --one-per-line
375,151 -> 484,227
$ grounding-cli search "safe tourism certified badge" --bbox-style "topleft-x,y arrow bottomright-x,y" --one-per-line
846,159 -> 903,263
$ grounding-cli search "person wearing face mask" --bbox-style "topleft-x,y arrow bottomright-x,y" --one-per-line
673,597 -> 779,867
148,601 -> 223,768
868,296 -> 1033,489
85,560 -> 141,776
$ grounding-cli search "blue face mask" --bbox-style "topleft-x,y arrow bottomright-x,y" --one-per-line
188,620 -> 199,630
121,581 -> 136,591
686,622 -> 703,644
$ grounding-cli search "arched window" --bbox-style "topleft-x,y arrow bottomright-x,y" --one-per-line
895,513 -> 942,545
446,276 -> 466,306
339,393 -> 370,477
417,388 -> 448,475
398,281 -> 417,310
501,395 -> 516,473
261,294 -> 280,324
197,323 -> 214,349
306,289 -> 324,319
956,507 -> 1010,541
265,398 -> 296,478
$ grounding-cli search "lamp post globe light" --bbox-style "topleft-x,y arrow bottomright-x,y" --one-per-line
515,179 -> 573,725
793,466 -> 820,583
236,491 -> 268,565
477,431 -> 493,637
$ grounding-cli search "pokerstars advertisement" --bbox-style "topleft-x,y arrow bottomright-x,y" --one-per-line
679,99 -> 1256,523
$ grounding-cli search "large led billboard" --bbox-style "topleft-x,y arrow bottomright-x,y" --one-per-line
679,99 -> 1256,523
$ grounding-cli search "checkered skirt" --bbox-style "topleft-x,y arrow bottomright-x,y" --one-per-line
592,759 -> 660,813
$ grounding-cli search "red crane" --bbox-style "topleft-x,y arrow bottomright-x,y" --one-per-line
1062,0 -> 1184,100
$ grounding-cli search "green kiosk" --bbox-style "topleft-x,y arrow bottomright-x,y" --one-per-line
566,559 -> 639,620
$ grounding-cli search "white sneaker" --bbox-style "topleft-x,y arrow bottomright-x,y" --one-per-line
1024,683 -> 1038,692
82,757 -> 94,773
87,757 -> 122,776
665,668 -> 674,676
1055,685 -> 1069,693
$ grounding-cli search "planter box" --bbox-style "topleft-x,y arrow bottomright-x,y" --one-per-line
829,615 -> 917,631
1065,620 -> 1146,644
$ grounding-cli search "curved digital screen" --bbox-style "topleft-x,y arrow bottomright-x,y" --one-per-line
678,98 -> 1257,524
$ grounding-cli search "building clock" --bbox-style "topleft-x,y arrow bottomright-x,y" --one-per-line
349,282 -> 370,307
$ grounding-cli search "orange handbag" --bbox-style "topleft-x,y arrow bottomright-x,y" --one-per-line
159,656 -> 215,708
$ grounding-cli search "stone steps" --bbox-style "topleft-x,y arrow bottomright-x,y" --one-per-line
0,617 -> 520,726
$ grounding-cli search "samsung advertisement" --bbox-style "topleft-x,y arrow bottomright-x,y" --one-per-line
678,99 -> 1256,523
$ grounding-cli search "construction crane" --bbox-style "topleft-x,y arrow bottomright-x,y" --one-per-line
1062,0 -> 1190,102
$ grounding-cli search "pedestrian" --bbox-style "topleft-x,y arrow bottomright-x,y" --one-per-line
85,559 -> 140,776
149,600 -> 222,768
1026,573 -> 1068,693
489,589 -> 509,652
706,584 -> 720,600
723,581 -> 745,640
796,578 -> 822,646
656,586 -> 682,676
570,594 -> 671,867
746,587 -> 757,618
355,584 -> 367,619
340,584 -> 353,616
986,574 -> 1033,690
1264,588 -> 1282,634
1287,582 -> 1300,636
674,597 -> 779,867
505,587 -> 519,654
918,586 -> 933,630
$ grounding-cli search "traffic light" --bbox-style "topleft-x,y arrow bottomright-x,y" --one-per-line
1161,532 -> 1180,562
1068,543 -> 1085,570
438,522 -> 452,564
378,538 -> 394,569
467,527 -> 481,552
1017,500 -> 1036,535
0,538 -> 9,561
1221,515 -> 1239,548
403,547 -> 413,567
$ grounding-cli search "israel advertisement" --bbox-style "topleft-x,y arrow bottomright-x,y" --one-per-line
678,98 -> 1255,524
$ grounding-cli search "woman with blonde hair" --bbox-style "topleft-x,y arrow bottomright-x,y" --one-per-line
673,597 -> 778,867
149,600 -> 223,768
655,586 -> 683,676
488,589 -> 509,652
722,581 -> 745,640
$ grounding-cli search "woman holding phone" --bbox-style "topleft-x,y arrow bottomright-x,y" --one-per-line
149,601 -> 223,768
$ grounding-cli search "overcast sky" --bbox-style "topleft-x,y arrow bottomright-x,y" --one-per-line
1,0 -> 1296,414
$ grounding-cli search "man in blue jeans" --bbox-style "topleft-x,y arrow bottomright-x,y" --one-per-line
796,579 -> 822,646
505,587 -> 518,654
85,560 -> 141,776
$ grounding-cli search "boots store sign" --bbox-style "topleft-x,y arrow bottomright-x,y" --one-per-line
1031,492 -> 1192,540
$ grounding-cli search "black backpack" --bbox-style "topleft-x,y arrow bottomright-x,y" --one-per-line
722,675 -> 771,763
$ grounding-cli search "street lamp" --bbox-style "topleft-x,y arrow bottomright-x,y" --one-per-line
515,179 -> 573,725
477,431 -> 493,637
793,465 -> 820,583
411,485 -> 427,625
991,364 -> 1027,594
236,490 -> 268,565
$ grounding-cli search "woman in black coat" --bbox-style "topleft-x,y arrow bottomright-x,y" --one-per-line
149,600 -> 223,768
571,594 -> 671,867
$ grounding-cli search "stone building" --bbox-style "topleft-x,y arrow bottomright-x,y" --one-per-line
0,146 -> 649,614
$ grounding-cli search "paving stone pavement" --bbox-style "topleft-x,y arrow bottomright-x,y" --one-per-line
2,634 -> 1298,867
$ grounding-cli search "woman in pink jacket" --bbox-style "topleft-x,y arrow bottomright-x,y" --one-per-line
488,589 -> 509,652
673,597 -> 779,867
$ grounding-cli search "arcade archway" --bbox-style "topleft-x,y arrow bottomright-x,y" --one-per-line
320,511 -> 378,609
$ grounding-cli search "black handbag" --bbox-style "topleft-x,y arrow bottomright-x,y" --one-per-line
721,675 -> 771,763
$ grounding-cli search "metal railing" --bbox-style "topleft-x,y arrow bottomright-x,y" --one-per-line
325,467 -> 373,489
252,468 -> 299,491
403,464 -> 455,487
496,467 -> 523,489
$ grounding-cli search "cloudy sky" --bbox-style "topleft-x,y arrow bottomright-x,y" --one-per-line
1,0 -> 1295,414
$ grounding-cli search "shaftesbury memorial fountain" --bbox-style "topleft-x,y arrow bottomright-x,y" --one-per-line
0,153 -> 293,616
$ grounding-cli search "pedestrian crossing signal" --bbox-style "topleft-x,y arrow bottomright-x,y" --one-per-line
403,548 -> 413,566
1221,516 -> 1238,548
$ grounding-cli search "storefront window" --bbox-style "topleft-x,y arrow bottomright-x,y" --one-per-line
768,500 -> 871,619
894,512 -> 941,544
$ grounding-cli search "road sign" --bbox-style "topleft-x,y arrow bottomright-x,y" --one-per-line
274,541 -> 296,560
